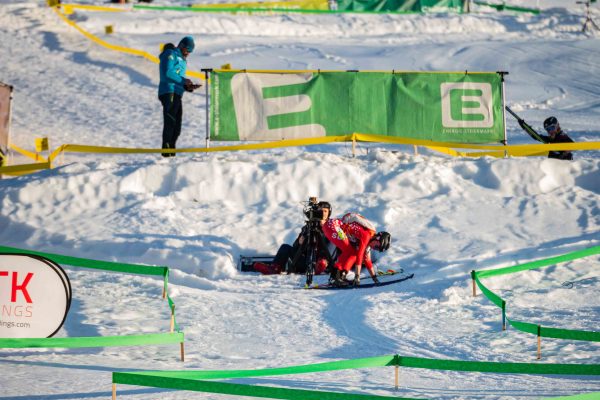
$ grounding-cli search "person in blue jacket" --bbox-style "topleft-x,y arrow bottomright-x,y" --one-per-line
158,36 -> 201,157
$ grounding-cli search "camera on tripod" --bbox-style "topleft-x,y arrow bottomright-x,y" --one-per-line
577,0 -> 599,33
303,196 -> 326,222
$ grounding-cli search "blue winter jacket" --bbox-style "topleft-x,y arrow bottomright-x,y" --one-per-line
158,46 -> 187,97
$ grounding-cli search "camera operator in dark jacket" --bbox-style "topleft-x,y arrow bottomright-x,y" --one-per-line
528,116 -> 574,160
253,200 -> 334,275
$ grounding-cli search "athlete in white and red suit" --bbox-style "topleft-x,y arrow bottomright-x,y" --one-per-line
321,213 -> 377,278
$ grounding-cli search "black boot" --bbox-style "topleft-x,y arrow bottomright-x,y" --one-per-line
330,270 -> 346,287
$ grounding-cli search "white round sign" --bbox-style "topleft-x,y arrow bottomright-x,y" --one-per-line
0,254 -> 71,338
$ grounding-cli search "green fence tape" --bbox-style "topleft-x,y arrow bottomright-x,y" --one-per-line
116,376 -> 411,400
473,245 -> 600,342
507,318 -> 539,335
397,356 -> 600,375
0,332 -> 184,348
540,325 -> 600,342
545,392 -> 600,400
122,355 -> 395,380
114,354 -> 600,382
113,354 -> 600,399
476,246 -> 600,279
0,246 -> 183,350
0,245 -> 168,276
474,274 -> 503,307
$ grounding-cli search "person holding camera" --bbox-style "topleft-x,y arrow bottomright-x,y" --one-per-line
322,212 -> 391,286
512,111 -> 575,161
158,36 -> 201,157
253,200 -> 334,275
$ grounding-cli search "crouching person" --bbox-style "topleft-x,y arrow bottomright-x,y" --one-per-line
322,212 -> 391,286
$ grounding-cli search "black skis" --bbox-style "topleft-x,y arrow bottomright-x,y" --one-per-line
306,273 -> 414,290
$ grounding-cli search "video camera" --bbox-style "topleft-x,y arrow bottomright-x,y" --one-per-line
303,197 -> 326,222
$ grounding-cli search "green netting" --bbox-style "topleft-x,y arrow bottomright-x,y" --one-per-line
0,332 -> 183,348
0,246 -> 182,349
473,245 -> 600,342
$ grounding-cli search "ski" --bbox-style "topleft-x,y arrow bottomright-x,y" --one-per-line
305,273 -> 414,290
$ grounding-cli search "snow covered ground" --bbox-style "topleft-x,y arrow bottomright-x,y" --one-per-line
0,0 -> 599,399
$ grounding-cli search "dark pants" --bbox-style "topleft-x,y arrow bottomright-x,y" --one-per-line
159,93 -> 182,157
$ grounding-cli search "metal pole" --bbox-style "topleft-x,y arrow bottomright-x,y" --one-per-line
498,71 -> 509,157
537,325 -> 542,360
471,270 -> 477,297
202,69 -> 212,148
7,85 -> 14,167
501,300 -> 506,331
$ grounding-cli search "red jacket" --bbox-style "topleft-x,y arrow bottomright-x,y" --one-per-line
323,213 -> 376,271
341,213 -> 375,269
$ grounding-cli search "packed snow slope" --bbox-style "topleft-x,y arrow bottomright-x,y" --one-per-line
0,1 -> 599,399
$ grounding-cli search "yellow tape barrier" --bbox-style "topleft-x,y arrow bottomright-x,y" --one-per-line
60,4 -> 128,14
2,134 -> 599,177
9,143 -> 48,163
0,161 -> 51,176
50,6 -> 205,80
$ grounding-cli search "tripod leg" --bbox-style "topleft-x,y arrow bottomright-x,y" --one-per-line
289,236 -> 308,274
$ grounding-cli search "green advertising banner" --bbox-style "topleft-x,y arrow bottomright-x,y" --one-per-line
337,0 -> 464,13
210,70 -> 505,143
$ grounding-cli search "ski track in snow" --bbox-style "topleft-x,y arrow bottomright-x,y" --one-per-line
0,1 -> 599,399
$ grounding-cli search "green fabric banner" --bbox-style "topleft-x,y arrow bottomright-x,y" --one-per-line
210,70 -> 505,143
337,0 -> 464,12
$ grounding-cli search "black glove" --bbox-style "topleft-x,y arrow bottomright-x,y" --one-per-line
184,80 -> 202,92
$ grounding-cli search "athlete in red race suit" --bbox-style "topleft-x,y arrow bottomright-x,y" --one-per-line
322,213 -> 385,284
